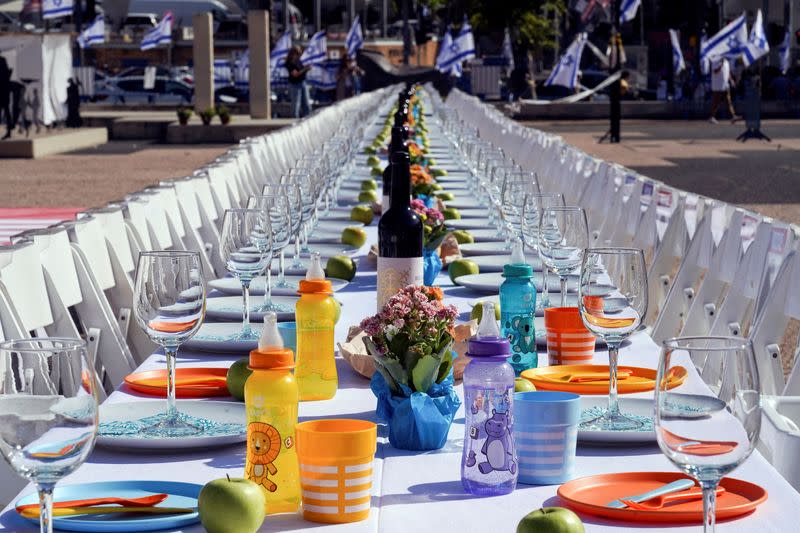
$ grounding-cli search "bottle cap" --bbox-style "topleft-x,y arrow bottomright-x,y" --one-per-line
298,279 -> 333,295
306,251 -> 325,280
476,302 -> 501,338
510,239 -> 526,264
250,312 -> 294,369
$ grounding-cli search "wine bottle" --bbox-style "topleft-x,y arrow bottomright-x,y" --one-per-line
382,125 -> 408,213
377,152 -> 423,310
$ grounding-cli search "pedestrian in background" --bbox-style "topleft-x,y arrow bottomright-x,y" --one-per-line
709,57 -> 740,123
285,45 -> 311,118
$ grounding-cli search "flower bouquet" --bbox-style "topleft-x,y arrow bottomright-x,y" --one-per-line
411,199 -> 449,285
361,286 -> 461,450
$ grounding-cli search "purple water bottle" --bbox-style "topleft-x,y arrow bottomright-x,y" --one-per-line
461,302 -> 518,496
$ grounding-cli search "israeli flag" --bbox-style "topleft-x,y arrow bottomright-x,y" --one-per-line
235,49 -> 249,89
301,30 -> 327,66
668,29 -> 685,75
700,31 -> 710,74
271,30 -> 292,72
701,13 -> 747,63
140,12 -> 173,51
545,33 -> 587,89
346,15 -> 364,58
778,30 -> 791,74
437,16 -> 476,73
435,32 -> 462,77
214,59 -> 232,86
503,28 -> 515,71
77,15 -> 105,49
743,9 -> 769,66
43,0 -> 73,19
619,0 -> 640,24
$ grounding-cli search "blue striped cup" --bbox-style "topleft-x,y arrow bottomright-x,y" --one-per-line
513,391 -> 581,485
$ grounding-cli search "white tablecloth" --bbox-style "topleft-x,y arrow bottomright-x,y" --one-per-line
2,122 -> 799,533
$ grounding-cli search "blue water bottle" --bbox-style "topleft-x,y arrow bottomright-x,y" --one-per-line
461,302 -> 517,496
500,241 -> 537,375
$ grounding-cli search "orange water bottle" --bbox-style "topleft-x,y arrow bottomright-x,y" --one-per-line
244,312 -> 301,513
295,252 -> 338,401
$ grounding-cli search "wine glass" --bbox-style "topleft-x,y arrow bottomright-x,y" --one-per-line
521,192 -> 565,311
539,206 -> 589,307
500,179 -> 540,242
0,338 -> 98,533
578,248 -> 648,431
219,209 -> 272,340
264,183 -> 302,288
655,336 -> 760,533
247,194 -> 292,312
134,251 -> 206,436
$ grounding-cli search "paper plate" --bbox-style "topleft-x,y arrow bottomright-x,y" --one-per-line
463,229 -> 506,243
520,364 -> 688,395
445,218 -> 496,230
311,220 -> 365,232
15,480 -> 202,532
454,272 -> 575,294
208,275 -> 348,296
578,397 -> 655,444
557,472 -> 767,523
205,295 -> 297,322
97,401 -> 246,450
124,368 -> 229,398
303,242 -> 361,258
465,254 -> 544,272
454,208 -> 492,219
181,322 -> 260,352
443,199 -> 482,210
459,242 -> 512,256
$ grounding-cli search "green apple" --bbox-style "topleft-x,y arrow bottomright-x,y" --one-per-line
366,155 -> 381,167
442,207 -> 461,220
449,258 -> 479,283
427,157 -> 437,166
363,145 -> 376,154
436,192 -> 455,202
226,358 -> 252,401
350,204 -> 374,225
325,255 -> 357,281
370,166 -> 383,176
199,476 -> 266,533
430,183 -> 443,191
451,230 -> 474,244
360,179 -> 378,191
341,227 -> 367,248
358,189 -> 379,203
470,300 -> 500,321
516,508 -> 585,533
432,168 -> 448,177
515,378 -> 536,392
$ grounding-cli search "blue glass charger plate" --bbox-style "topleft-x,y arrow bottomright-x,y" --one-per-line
577,397 -> 655,444
15,480 -> 201,532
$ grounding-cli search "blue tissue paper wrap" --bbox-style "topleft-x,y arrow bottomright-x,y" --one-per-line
415,194 -> 437,208
371,370 -> 461,451
423,248 -> 442,286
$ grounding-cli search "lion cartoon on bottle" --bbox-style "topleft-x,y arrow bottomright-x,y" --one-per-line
246,421 -> 282,492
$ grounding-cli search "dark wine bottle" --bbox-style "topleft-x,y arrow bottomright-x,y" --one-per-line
377,152 -> 423,309
381,126 -> 408,213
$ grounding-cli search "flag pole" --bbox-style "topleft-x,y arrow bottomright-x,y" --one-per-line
609,0 -> 622,143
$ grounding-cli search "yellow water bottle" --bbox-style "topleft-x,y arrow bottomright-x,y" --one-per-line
295,252 -> 338,401
244,312 -> 301,514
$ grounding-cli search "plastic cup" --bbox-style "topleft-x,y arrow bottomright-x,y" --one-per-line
514,391 -> 580,485
277,321 -> 297,353
296,419 -> 377,524
544,307 -> 596,365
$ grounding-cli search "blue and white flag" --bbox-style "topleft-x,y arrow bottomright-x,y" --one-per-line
701,13 -> 747,63
43,0 -> 73,19
619,0 -> 640,24
437,16 -> 476,73
700,31 -> 710,74
743,9 -> 769,66
271,30 -> 292,72
235,49 -> 249,89
435,31 -> 462,77
668,29 -> 685,75
301,30 -> 327,66
346,15 -> 364,58
778,30 -> 791,74
502,27 -> 514,71
545,33 -> 587,89
140,12 -> 173,51
214,59 -> 232,86
77,15 -> 104,48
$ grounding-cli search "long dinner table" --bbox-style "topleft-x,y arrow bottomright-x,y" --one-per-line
2,96 -> 799,532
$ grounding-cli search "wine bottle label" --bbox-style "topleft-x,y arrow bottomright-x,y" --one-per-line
376,256 -> 424,310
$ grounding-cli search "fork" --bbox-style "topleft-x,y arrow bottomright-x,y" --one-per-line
620,486 -> 725,510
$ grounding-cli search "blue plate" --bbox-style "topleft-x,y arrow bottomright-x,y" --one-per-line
15,480 -> 201,532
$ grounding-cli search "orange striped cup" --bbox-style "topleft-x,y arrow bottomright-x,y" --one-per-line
296,419 -> 377,524
544,307 -> 596,365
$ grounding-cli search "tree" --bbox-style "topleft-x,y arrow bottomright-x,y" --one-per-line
467,0 -> 565,58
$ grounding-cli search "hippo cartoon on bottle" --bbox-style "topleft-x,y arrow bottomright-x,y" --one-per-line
478,410 -> 516,475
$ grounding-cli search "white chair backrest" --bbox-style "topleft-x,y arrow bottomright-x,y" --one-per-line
81,205 -> 136,276
0,241 -> 53,332
64,216 -> 116,291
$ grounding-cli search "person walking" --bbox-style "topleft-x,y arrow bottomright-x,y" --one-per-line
709,57 -> 740,123
285,46 -> 311,118
0,57 -> 12,140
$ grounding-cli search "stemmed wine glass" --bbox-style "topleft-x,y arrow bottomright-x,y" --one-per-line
0,338 -> 99,533
539,206 -> 589,307
521,192 -> 565,311
264,183 -> 302,288
134,251 -> 206,436
578,248 -> 648,431
247,194 -> 292,313
655,336 -> 760,533
499,179 -> 540,242
219,208 -> 272,340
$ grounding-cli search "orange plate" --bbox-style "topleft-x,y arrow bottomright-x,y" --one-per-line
124,368 -> 230,398
520,364 -> 687,395
557,472 -> 767,523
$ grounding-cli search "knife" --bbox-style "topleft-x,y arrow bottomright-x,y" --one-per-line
606,479 -> 696,509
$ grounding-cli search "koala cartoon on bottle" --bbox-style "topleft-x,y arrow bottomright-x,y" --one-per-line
478,410 -> 516,475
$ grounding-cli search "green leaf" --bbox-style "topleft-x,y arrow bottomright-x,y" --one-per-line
374,362 -> 399,394
435,349 -> 454,384
402,347 -> 422,375
412,354 -> 441,393
389,331 -> 410,358
382,357 -> 409,388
